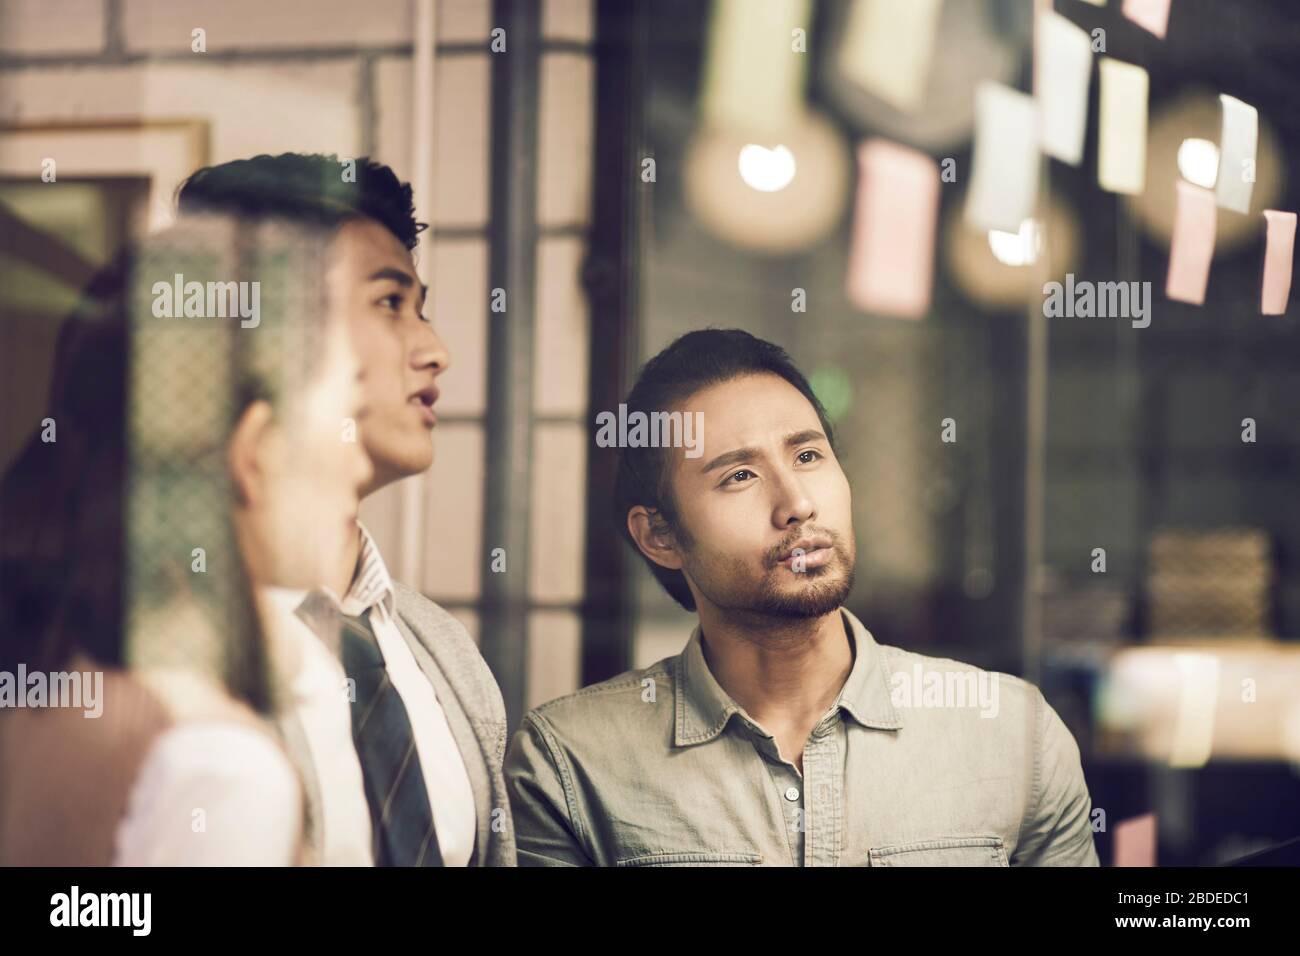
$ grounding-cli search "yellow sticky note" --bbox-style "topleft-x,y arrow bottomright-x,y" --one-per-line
701,0 -> 811,135
1098,58 -> 1148,195
837,0 -> 942,112
846,139 -> 940,320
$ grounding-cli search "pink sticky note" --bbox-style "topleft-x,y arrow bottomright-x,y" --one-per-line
1166,181 -> 1216,305
845,139 -> 940,320
1261,210 -> 1296,315
1113,813 -> 1157,867
1123,0 -> 1171,39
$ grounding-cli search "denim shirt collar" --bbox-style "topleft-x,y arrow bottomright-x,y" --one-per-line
674,607 -> 902,748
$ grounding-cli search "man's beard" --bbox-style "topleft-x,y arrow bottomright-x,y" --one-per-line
685,527 -> 856,621
751,558 -> 855,618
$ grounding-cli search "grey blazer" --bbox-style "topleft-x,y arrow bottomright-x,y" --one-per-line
281,584 -> 517,866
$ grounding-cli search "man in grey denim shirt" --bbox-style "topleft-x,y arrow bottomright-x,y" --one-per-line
505,330 -> 1099,867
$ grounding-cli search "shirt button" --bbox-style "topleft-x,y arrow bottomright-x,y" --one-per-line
784,786 -> 800,802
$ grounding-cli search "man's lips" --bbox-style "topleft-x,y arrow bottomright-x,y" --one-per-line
775,537 -> 833,569
408,386 -> 438,426
779,547 -> 832,570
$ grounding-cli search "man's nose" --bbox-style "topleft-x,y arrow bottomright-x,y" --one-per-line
772,471 -> 815,528
411,322 -> 451,376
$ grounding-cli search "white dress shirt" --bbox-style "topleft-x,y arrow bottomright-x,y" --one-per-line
113,721 -> 301,866
263,586 -> 375,866
324,524 -> 478,867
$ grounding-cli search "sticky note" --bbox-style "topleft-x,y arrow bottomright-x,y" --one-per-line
1170,652 -> 1220,768
965,82 -> 1039,234
1166,182 -> 1217,305
1261,210 -> 1296,315
845,139 -> 939,320
837,0 -> 943,112
1122,0 -> 1171,38
1113,813 -> 1157,867
1098,59 -> 1148,194
1036,11 -> 1093,166
701,0 -> 811,135
1216,94 -> 1258,214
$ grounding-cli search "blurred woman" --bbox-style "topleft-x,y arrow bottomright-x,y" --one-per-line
0,213 -> 371,865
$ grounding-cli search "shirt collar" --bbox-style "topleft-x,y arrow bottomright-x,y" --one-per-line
338,521 -> 396,617
262,585 -> 311,618
277,523 -> 393,653
259,585 -> 333,701
673,607 -> 902,748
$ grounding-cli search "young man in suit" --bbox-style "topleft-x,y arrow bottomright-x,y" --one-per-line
176,153 -> 514,866
505,329 -> 1098,867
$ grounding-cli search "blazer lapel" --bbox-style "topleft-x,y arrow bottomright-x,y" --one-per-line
390,611 -> 495,866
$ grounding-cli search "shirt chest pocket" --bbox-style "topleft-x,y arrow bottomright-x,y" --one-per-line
869,836 -> 1009,867
615,851 -> 763,867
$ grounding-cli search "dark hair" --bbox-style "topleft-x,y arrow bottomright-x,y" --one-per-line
176,152 -> 426,251
613,329 -> 836,611
1,263 -> 129,676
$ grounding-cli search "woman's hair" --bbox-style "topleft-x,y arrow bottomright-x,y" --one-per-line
1,262 -> 131,676
1,213 -> 336,714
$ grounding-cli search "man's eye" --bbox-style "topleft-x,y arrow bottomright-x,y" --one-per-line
797,449 -> 822,464
379,293 -> 403,310
726,469 -> 754,484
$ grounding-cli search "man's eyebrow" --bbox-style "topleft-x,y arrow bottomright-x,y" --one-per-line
367,267 -> 414,285
367,268 -> 428,307
701,446 -> 758,474
786,428 -> 827,447
701,429 -> 828,474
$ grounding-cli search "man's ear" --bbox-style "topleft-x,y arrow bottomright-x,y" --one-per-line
627,506 -> 684,572
227,400 -> 276,507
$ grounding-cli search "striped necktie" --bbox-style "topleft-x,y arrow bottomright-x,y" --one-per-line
337,609 -> 443,867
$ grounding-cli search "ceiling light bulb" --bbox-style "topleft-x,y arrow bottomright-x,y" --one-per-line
987,218 -> 1042,267
1177,137 -> 1220,189
738,144 -> 797,192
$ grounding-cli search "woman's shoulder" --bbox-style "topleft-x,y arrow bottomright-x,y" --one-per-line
113,719 -> 303,866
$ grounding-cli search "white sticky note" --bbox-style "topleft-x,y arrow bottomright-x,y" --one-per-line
846,139 -> 940,320
1036,11 -> 1093,166
1098,58 -> 1148,194
701,0 -> 812,135
1216,94 -> 1258,214
1122,0 -> 1171,38
965,82 -> 1040,234
1261,210 -> 1296,315
837,0 -> 943,112
1166,181 -> 1217,305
